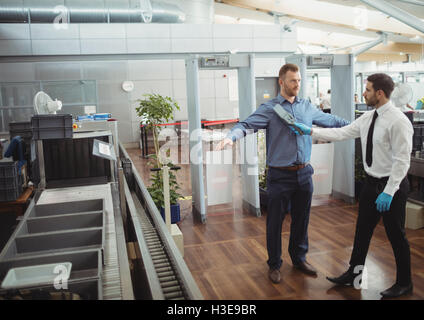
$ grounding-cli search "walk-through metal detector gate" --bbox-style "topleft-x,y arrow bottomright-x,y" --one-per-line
286,54 -> 356,204
185,54 -> 260,223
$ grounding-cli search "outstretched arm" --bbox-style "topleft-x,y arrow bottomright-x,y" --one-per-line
216,104 -> 272,150
291,118 -> 361,141
311,106 -> 350,128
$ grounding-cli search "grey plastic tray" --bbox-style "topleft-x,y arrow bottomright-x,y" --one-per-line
23,211 -> 103,234
0,199 -> 105,260
0,249 -> 101,281
0,198 -> 105,299
0,249 -> 103,300
1,262 -> 72,289
0,278 -> 101,300
28,199 -> 103,218
14,227 -> 104,255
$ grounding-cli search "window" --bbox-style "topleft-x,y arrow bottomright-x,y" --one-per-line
0,80 -> 97,133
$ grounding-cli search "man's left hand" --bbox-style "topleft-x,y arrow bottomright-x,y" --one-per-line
375,192 -> 393,212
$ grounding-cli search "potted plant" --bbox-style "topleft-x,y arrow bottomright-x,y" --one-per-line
147,161 -> 183,223
135,93 -> 182,223
257,130 -> 268,208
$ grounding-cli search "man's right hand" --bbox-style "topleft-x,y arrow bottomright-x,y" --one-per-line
215,138 -> 233,151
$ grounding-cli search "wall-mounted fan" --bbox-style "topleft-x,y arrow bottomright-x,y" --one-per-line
33,91 -> 63,114
391,83 -> 413,110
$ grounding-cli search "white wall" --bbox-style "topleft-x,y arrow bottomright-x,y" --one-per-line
0,23 -> 296,143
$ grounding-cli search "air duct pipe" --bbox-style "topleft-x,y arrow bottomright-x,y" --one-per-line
353,32 -> 388,56
0,0 -> 185,23
360,0 -> 424,34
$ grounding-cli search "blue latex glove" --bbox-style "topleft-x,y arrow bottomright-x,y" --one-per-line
375,192 -> 393,212
290,122 -> 312,135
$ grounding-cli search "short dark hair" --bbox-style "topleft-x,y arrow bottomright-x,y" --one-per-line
279,63 -> 299,79
366,73 -> 394,98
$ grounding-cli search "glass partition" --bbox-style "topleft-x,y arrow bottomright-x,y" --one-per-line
0,80 -> 97,133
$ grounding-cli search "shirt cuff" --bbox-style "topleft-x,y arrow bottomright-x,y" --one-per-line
225,133 -> 236,142
311,127 -> 320,137
383,184 -> 398,197
226,128 -> 244,142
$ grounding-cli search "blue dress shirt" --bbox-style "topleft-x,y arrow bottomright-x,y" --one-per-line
227,94 -> 350,167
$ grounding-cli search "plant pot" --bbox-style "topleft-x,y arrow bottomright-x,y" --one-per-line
160,203 -> 181,224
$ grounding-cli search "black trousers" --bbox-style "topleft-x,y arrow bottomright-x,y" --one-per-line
349,175 -> 412,286
266,165 -> 314,269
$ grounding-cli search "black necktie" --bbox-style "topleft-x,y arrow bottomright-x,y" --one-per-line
366,110 -> 379,167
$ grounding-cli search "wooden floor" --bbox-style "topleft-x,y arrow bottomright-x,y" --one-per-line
127,147 -> 424,300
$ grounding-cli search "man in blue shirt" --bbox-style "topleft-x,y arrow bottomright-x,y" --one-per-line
216,63 -> 350,284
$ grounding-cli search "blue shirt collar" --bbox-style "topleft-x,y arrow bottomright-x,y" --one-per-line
278,93 -> 300,104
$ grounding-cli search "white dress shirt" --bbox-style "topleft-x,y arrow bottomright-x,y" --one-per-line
320,94 -> 331,110
312,101 -> 413,196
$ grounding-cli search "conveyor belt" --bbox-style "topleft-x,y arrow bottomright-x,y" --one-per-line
119,141 -> 203,300
130,191 -> 185,300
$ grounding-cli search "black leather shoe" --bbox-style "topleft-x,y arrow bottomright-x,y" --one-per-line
326,270 -> 356,286
380,283 -> 413,298
293,261 -> 317,276
268,269 -> 281,284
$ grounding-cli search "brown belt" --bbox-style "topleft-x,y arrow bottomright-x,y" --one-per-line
271,163 -> 309,171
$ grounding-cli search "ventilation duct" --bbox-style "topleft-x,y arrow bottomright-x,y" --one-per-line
0,0 -> 186,23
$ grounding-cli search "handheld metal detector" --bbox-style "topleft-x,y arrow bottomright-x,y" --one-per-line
273,104 -> 304,135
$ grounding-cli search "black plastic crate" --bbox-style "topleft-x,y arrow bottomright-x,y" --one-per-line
9,121 -> 32,140
0,176 -> 20,191
10,129 -> 32,141
0,184 -> 23,202
8,121 -> 31,131
31,114 -> 73,140
0,160 -> 18,178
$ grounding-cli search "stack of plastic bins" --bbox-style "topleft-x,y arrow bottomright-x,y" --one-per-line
0,199 -> 105,300
0,159 -> 23,202
9,121 -> 32,143
31,114 -> 73,140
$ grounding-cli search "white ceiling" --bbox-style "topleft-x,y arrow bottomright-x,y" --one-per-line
315,0 -> 424,19
215,0 -> 424,61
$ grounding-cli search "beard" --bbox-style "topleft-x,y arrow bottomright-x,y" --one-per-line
365,94 -> 379,106
282,84 -> 299,97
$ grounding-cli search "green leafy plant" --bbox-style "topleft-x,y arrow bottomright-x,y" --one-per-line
136,93 -> 180,168
135,93 -> 182,207
259,166 -> 268,189
355,154 -> 366,182
257,130 -> 267,190
147,162 -> 182,209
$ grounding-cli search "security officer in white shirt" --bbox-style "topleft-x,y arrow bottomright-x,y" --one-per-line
292,73 -> 414,298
